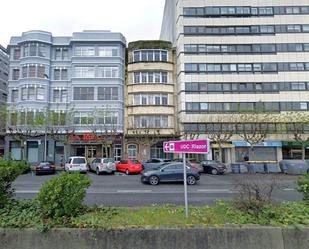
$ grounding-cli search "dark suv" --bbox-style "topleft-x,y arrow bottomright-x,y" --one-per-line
141,162 -> 200,185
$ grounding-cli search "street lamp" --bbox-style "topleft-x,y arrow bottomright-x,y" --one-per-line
43,74 -> 49,162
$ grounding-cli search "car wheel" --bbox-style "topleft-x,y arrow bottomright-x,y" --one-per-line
211,168 -> 218,175
96,168 -> 100,175
125,169 -> 130,175
187,175 -> 196,185
149,176 -> 159,185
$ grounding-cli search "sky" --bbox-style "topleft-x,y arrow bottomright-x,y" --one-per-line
0,0 -> 166,47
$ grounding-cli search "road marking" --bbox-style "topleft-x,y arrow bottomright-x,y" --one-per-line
283,188 -> 295,191
117,190 -> 153,193
197,189 -> 238,193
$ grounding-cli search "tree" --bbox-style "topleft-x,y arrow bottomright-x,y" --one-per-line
276,112 -> 309,160
233,110 -> 276,161
88,106 -> 120,158
6,107 -> 47,160
204,115 -> 235,162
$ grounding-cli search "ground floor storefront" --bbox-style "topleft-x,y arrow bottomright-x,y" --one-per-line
5,133 -> 123,164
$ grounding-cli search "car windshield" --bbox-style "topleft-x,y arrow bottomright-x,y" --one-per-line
131,160 -> 140,164
73,158 -> 86,164
103,158 -> 114,163
39,162 -> 50,166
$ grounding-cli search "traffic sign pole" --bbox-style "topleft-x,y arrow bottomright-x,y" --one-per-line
183,153 -> 189,218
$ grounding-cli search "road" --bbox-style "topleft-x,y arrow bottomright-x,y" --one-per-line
13,172 -> 302,206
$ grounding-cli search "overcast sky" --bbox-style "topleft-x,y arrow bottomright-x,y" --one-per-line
0,0 -> 166,47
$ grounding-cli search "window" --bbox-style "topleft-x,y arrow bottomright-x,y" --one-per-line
133,71 -> 168,83
54,69 -> 60,80
98,47 -> 119,57
134,115 -> 168,128
11,90 -> 18,102
38,44 -> 47,57
13,48 -> 21,60
291,82 -> 306,90
128,144 -> 137,160
12,69 -> 19,80
54,68 -> 68,80
21,86 -> 45,101
37,87 -> 44,100
54,47 -> 69,60
97,67 -> 119,78
28,66 -> 36,77
75,46 -> 95,56
73,87 -> 94,100
29,44 -> 37,56
74,113 -> 94,125
133,50 -> 168,62
133,94 -> 168,106
74,67 -> 95,78
98,87 -> 118,100
53,89 -> 67,102
37,66 -> 45,78
23,44 -> 29,57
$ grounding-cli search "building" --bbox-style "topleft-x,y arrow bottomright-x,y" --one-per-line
6,30 -> 126,164
0,45 -> 9,156
125,41 -> 178,161
161,0 -> 309,162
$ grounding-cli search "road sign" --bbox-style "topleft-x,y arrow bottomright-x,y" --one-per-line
163,139 -> 210,154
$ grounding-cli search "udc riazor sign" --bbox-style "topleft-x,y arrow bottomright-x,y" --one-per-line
163,139 -> 210,154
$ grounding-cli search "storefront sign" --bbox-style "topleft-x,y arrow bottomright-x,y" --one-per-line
163,139 -> 210,154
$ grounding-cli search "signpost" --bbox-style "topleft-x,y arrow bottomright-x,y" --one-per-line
164,139 -> 210,218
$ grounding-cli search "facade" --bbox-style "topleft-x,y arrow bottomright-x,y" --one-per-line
6,30 -> 126,164
125,41 -> 178,161
161,0 -> 309,162
0,45 -> 9,155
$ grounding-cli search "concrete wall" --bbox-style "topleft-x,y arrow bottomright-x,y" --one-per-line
0,227 -> 308,249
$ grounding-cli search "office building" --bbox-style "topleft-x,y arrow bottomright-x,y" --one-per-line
161,0 -> 309,162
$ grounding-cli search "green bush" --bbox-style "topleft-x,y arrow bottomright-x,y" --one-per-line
0,160 -> 28,207
297,173 -> 309,203
37,173 -> 91,219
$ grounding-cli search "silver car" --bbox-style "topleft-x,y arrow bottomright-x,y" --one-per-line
65,157 -> 88,173
90,158 -> 116,175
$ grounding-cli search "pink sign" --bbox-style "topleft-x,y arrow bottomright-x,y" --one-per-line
164,140 -> 210,154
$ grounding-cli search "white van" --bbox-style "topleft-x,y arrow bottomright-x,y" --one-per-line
65,157 -> 88,173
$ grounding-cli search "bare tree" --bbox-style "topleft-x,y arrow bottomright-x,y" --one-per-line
87,106 -> 121,158
276,112 -> 309,160
6,107 -> 47,160
236,111 -> 274,160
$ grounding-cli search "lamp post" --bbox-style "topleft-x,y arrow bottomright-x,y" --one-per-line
43,74 -> 49,162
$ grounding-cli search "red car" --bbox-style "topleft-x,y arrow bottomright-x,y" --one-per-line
116,159 -> 143,175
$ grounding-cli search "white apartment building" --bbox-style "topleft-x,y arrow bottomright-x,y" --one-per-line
161,0 -> 309,163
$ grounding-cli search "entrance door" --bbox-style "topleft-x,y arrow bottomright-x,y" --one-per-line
86,146 -> 97,159
76,147 -> 85,157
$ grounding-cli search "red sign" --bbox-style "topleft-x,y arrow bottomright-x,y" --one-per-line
164,140 -> 210,154
83,133 -> 97,141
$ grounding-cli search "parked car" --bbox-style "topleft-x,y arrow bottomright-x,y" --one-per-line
90,158 -> 116,175
65,156 -> 88,173
116,159 -> 143,175
201,160 -> 227,175
279,160 -> 309,175
35,161 -> 56,175
173,158 -> 204,173
142,158 -> 172,171
141,162 -> 200,185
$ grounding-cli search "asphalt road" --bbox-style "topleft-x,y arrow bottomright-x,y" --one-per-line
13,172 -> 302,206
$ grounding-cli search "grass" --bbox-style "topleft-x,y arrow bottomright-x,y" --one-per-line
1,201 -> 309,230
